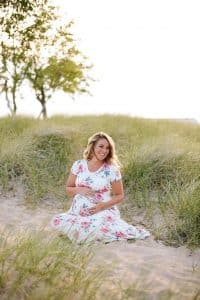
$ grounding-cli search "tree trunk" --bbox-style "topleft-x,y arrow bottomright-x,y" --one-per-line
4,80 -> 13,116
4,82 -> 17,116
12,93 -> 17,116
36,87 -> 47,119
12,59 -> 18,116
41,103 -> 47,118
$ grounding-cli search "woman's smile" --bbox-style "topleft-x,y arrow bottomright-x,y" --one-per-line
94,138 -> 110,160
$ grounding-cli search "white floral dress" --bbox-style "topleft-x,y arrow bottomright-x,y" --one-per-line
51,159 -> 150,244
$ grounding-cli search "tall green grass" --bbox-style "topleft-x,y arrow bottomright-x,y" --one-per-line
0,229 -> 104,300
0,115 -> 199,247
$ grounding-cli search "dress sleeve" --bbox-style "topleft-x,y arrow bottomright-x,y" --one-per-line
110,164 -> 122,183
71,160 -> 82,175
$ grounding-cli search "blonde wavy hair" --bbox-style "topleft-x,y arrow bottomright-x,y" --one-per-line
83,132 -> 121,167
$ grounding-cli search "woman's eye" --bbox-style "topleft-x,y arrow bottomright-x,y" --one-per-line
98,145 -> 109,150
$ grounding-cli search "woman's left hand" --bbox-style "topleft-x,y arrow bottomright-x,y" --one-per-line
88,202 -> 106,215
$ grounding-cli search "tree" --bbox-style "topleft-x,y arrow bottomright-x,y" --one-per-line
0,0 -> 42,115
0,0 -> 35,11
26,20 -> 91,118
0,0 -> 92,118
28,56 -> 90,118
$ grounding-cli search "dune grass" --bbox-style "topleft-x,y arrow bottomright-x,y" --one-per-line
0,229 -> 104,300
0,230 -> 199,300
0,115 -> 200,248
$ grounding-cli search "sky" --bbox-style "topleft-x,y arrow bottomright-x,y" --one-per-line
1,0 -> 200,122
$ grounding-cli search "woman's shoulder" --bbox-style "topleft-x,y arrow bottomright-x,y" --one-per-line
104,162 -> 121,181
71,159 -> 86,175
73,159 -> 85,165
104,162 -> 120,170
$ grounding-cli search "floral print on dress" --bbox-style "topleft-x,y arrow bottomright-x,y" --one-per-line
51,159 -> 150,244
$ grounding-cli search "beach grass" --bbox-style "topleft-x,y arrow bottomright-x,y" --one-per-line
0,230 -> 199,300
0,229 -> 104,300
0,115 -> 199,248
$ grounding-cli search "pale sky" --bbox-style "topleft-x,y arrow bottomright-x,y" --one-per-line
1,0 -> 200,122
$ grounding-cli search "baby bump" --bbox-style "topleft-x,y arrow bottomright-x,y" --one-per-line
70,194 -> 94,216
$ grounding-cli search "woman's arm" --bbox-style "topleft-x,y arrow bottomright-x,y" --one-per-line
88,180 -> 124,214
66,172 -> 95,197
103,180 -> 124,208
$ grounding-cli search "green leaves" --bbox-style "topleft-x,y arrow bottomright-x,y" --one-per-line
0,0 -> 92,118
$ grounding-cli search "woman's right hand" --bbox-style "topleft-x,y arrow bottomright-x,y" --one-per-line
78,187 -> 96,197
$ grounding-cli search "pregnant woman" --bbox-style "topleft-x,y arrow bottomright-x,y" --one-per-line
51,132 -> 150,244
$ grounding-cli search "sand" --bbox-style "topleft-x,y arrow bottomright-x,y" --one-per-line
0,187 -> 199,300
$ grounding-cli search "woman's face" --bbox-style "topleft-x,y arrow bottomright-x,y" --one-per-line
93,138 -> 110,161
